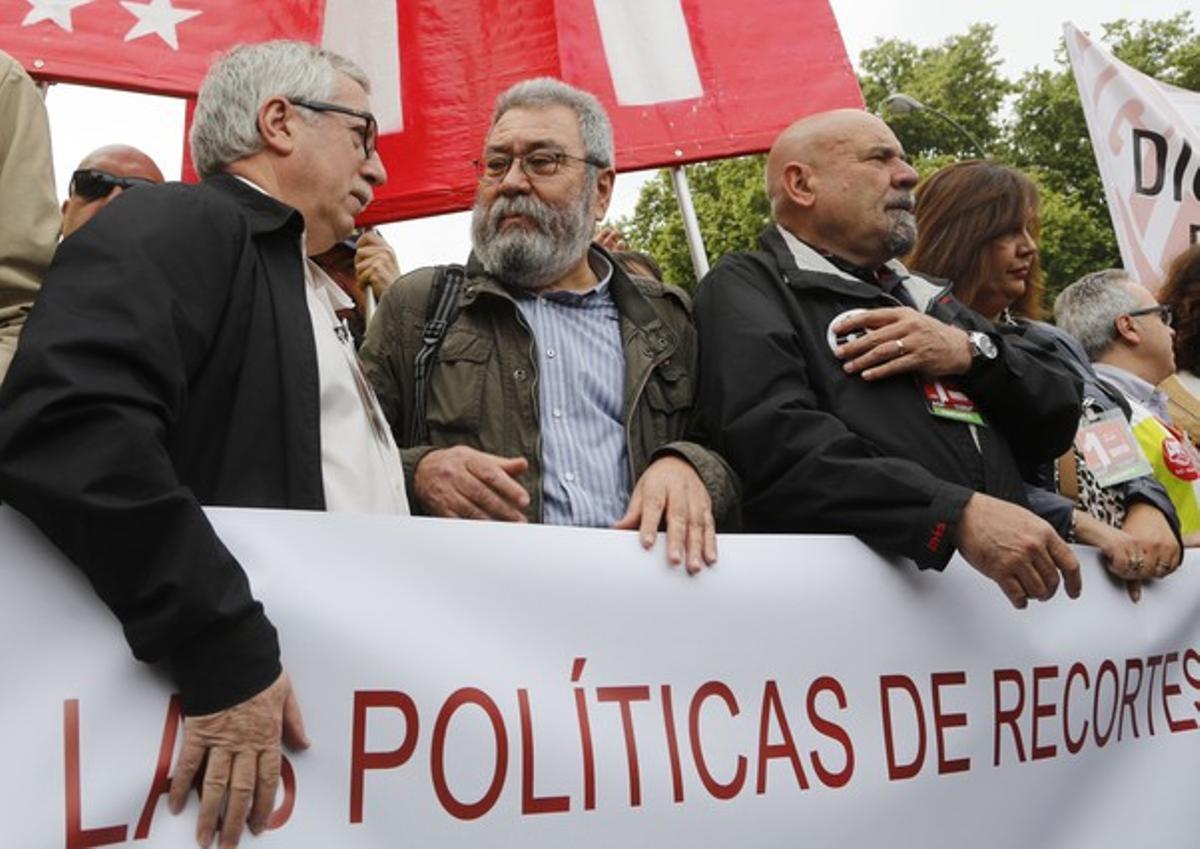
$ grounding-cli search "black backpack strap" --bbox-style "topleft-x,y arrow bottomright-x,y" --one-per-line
407,264 -> 465,446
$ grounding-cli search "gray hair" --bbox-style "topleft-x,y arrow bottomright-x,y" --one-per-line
491,78 -> 614,169
190,40 -> 370,178
1053,268 -> 1138,360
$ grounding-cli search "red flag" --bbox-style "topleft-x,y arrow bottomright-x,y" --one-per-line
3,0 -> 322,93
2,0 -> 862,223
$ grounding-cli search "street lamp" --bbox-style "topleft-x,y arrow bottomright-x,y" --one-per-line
881,93 -> 988,159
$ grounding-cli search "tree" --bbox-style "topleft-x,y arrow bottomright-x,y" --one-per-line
858,23 -> 1011,159
617,13 -> 1199,302
619,156 -> 767,289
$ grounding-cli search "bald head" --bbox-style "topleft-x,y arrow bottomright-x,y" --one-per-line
764,108 -> 919,268
765,109 -> 868,211
62,145 -> 164,237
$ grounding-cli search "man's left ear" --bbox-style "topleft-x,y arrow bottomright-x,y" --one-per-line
1114,314 -> 1141,346
592,167 -> 616,222
258,95 -> 297,156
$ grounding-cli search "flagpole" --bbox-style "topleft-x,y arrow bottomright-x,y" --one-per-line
669,165 -> 709,281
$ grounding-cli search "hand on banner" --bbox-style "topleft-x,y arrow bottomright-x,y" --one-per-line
1073,511 -> 1144,602
413,446 -> 530,522
168,670 -> 309,849
955,493 -> 1082,608
834,307 -> 973,380
614,455 -> 717,574
1120,501 -> 1182,579
354,230 -> 401,300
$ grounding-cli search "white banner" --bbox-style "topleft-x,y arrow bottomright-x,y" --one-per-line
4,504 -> 1200,848
1065,22 -> 1200,287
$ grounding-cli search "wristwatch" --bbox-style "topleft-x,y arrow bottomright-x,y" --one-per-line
967,331 -> 998,361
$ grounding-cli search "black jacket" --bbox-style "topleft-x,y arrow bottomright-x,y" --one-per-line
0,174 -> 324,714
693,227 -> 1083,569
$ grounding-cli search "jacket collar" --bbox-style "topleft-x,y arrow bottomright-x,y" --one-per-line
462,244 -> 668,330
761,225 -> 948,311
204,172 -> 305,238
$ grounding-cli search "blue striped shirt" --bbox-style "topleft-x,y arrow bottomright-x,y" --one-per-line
515,254 -> 630,526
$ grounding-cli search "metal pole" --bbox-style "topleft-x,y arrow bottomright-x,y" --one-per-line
669,165 -> 710,281
922,104 -> 988,159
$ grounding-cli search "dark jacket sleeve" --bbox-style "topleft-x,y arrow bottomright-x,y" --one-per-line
0,188 -> 280,715
694,257 -> 974,569
938,304 -> 1083,465
1023,484 -> 1075,539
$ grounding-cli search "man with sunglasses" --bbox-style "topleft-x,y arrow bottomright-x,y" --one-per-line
1057,269 -> 1199,553
61,145 -> 163,238
0,40 -> 402,849
362,78 -> 737,572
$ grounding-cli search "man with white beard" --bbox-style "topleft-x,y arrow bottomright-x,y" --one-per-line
361,78 -> 737,572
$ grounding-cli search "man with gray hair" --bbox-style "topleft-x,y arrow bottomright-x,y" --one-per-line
1056,269 -> 1199,549
362,77 -> 737,571
0,40 -> 403,848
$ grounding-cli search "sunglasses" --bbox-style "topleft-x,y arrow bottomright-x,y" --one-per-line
69,169 -> 155,201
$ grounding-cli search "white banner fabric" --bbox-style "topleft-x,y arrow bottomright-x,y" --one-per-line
4,504 -> 1200,848
1065,22 -> 1200,287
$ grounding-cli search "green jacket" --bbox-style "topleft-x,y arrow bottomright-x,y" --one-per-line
360,249 -> 739,526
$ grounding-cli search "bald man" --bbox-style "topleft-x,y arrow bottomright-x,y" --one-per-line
61,144 -> 163,237
693,109 -> 1086,609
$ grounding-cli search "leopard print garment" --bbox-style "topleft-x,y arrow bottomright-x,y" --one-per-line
1072,447 -> 1126,528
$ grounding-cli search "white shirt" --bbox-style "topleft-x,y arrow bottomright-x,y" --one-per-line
233,175 -> 408,515
303,259 -> 409,514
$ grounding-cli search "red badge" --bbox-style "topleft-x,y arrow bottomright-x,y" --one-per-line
1162,436 -> 1200,481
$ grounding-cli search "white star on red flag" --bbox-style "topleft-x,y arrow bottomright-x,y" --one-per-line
120,0 -> 201,51
21,0 -> 95,32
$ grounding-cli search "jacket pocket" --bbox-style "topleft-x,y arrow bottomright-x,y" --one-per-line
644,360 -> 693,414
427,331 -> 492,434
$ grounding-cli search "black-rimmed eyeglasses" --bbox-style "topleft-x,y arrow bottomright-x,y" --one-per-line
1126,304 -> 1174,328
287,98 -> 379,160
69,169 -> 155,201
473,149 -> 609,182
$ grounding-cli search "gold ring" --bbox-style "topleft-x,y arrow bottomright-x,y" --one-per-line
1130,554 -> 1145,574
895,339 -> 905,354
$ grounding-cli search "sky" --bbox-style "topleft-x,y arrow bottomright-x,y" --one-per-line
37,0 -> 1198,271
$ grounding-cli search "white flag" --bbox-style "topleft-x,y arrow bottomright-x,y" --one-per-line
1065,21 -> 1200,287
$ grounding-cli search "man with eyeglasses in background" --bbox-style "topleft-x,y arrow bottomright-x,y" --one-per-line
0,40 -> 405,849
60,145 -> 164,238
1056,269 -> 1200,548
361,78 -> 738,573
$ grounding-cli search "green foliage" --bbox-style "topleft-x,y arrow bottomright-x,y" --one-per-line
617,156 -> 768,288
859,24 -> 1012,158
1031,172 -> 1120,305
617,12 -> 1199,300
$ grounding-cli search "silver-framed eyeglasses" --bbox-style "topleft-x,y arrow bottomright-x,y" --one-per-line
473,149 -> 608,182
287,98 -> 379,160
1126,304 -> 1174,328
